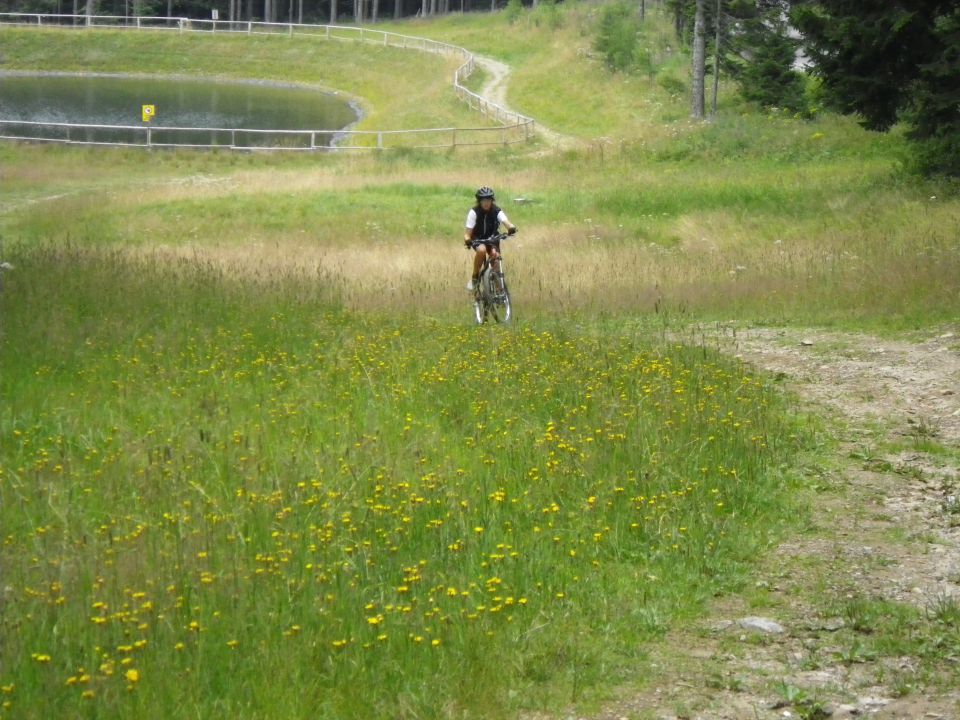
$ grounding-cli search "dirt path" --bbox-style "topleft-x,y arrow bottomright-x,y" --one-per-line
472,54 -> 578,151
582,327 -> 960,720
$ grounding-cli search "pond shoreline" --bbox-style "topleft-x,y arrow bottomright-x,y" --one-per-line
0,69 -> 364,142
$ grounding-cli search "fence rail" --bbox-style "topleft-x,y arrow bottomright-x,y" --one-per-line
0,13 -> 536,151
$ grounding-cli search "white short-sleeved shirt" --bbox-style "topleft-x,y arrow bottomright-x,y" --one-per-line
465,208 -> 510,230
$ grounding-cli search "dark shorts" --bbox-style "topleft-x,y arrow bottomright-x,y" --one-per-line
470,239 -> 501,253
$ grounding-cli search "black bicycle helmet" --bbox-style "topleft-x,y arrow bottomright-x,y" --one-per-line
475,186 -> 495,201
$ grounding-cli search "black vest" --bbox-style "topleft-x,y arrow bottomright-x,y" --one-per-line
471,204 -> 502,241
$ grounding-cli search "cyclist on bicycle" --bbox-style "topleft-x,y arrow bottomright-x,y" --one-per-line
464,186 -> 517,292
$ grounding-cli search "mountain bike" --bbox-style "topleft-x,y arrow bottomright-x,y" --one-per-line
469,233 -> 512,325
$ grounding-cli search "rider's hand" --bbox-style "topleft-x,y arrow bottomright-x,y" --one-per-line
508,226 -> 518,236
464,239 -> 472,248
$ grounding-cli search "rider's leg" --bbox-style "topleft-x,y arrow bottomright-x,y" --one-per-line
488,247 -> 502,291
488,246 -> 500,273
472,245 -> 488,281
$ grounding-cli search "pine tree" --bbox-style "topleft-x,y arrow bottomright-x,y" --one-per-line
794,0 -> 960,175
737,12 -> 806,111
718,1 -> 806,112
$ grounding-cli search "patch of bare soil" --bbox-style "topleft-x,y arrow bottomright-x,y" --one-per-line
574,327 -> 960,720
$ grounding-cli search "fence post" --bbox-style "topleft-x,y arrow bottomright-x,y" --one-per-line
136,16 -> 141,29
377,132 -> 383,150
310,131 -> 316,149
326,25 -> 330,38
247,21 -> 252,33
231,129 -> 237,147
146,127 -> 152,147
36,14 -> 42,25
452,129 -> 457,148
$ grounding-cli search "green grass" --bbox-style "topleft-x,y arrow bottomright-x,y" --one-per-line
0,244 -> 810,718
380,4 -> 708,137
3,130 -> 957,329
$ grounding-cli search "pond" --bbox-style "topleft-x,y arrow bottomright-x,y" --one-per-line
0,73 -> 359,148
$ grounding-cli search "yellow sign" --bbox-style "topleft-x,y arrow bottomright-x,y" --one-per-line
142,104 -> 156,123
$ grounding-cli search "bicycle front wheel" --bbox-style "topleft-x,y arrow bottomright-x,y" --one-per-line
473,296 -> 485,325
489,274 -> 511,324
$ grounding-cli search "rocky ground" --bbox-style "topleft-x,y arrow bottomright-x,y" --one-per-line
587,327 -> 960,720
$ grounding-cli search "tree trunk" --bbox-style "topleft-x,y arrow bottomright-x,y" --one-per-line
372,0 -> 378,22
691,0 -> 706,119
638,0 -> 644,21
86,0 -> 95,18
490,0 -> 495,11
298,0 -> 303,23
394,0 -> 401,20
711,0 -> 721,116
330,0 -> 337,23
429,0 -> 436,15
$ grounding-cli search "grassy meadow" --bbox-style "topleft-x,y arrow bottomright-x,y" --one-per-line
1,4 -> 959,718
0,245 -> 813,718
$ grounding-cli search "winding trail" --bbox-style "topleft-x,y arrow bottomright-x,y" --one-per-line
472,53 -> 577,151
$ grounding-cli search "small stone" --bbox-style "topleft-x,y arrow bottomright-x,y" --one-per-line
942,389 -> 955,396
738,616 -> 785,634
858,696 -> 893,710
800,339 -> 814,347
822,617 -> 846,632
939,332 -> 954,339
831,703 -> 859,718
708,620 -> 735,632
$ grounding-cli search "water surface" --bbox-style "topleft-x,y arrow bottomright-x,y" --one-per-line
0,73 -> 358,147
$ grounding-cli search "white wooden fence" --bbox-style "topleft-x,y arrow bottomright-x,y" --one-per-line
0,13 -> 536,150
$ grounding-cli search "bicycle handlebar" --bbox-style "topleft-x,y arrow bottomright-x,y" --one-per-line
465,232 -> 511,249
